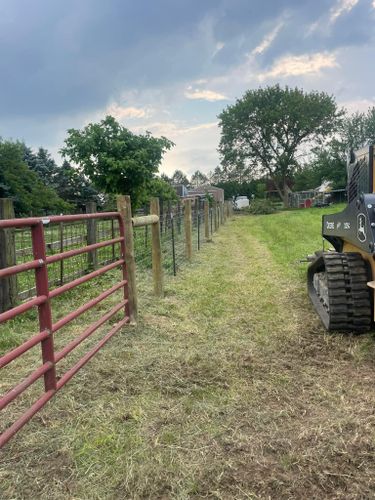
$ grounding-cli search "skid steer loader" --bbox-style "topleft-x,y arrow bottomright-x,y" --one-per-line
308,145 -> 375,331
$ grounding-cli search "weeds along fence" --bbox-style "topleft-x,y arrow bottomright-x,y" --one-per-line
0,195 -> 233,448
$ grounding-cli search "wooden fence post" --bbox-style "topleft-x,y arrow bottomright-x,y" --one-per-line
213,200 -> 218,231
223,202 -> 227,223
117,195 -> 138,322
150,197 -> 164,297
184,198 -> 193,260
204,200 -> 210,242
86,201 -> 97,270
0,199 -> 17,312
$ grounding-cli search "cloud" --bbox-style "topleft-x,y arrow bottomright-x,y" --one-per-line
339,98 -> 375,113
160,122 -> 220,176
212,41 -> 225,57
131,120 -> 220,176
184,89 -> 228,101
329,0 -> 359,23
105,104 -> 149,119
258,52 -> 339,80
134,121 -> 218,138
251,21 -> 284,56
0,0 -> 374,177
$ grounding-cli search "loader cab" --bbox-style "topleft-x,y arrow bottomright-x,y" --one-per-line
347,145 -> 375,202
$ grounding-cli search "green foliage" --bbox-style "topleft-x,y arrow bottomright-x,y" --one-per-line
205,190 -> 214,206
28,147 -> 58,184
219,85 -> 341,205
247,199 -> 276,215
216,179 -> 264,200
0,140 -> 72,216
61,115 -> 174,207
146,177 -> 178,203
294,106 -> 375,191
53,160 -> 102,211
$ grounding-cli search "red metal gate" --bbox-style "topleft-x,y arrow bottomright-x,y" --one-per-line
0,212 -> 130,448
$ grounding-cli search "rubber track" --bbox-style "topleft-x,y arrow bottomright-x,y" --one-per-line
308,252 -> 372,332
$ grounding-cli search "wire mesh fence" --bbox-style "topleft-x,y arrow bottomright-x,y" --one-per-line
1,197 -> 231,311
13,218 -> 121,301
132,200 -> 219,277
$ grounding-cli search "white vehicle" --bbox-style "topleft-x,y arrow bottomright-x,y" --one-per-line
234,195 -> 250,210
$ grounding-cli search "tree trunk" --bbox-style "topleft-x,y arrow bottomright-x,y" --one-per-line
270,177 -> 289,208
282,180 -> 290,208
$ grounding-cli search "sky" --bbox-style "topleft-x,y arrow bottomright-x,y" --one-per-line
0,0 -> 375,178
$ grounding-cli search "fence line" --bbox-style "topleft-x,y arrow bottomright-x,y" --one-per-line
0,197 -> 233,312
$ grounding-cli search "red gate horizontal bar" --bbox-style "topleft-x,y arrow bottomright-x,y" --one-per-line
49,259 -> 124,299
0,259 -> 43,279
0,361 -> 54,411
56,316 -> 129,389
0,330 -> 50,369
0,212 -> 121,229
55,301 -> 128,362
0,295 -> 47,324
46,237 -> 123,264
52,280 -> 127,333
0,389 -> 56,449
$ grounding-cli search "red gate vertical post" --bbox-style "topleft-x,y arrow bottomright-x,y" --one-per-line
31,221 -> 57,392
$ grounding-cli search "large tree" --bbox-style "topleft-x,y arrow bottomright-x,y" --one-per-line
61,116 -> 174,207
218,85 -> 341,206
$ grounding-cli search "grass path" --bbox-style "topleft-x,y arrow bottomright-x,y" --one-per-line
2,213 -> 375,499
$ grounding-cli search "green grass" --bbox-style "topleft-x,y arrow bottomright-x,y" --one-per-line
2,207 -> 375,499
246,204 -> 346,279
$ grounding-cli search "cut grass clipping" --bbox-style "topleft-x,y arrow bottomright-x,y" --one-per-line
2,206 -> 375,499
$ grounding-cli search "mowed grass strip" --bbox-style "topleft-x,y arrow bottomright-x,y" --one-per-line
2,209 -> 375,499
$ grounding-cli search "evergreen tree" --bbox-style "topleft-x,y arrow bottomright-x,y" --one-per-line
0,140 -> 71,216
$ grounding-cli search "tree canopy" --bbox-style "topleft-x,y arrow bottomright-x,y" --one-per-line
294,106 -> 375,192
0,140 -> 71,216
61,115 -> 174,207
218,85 -> 341,206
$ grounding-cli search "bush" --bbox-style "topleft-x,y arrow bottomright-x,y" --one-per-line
247,199 -> 277,215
